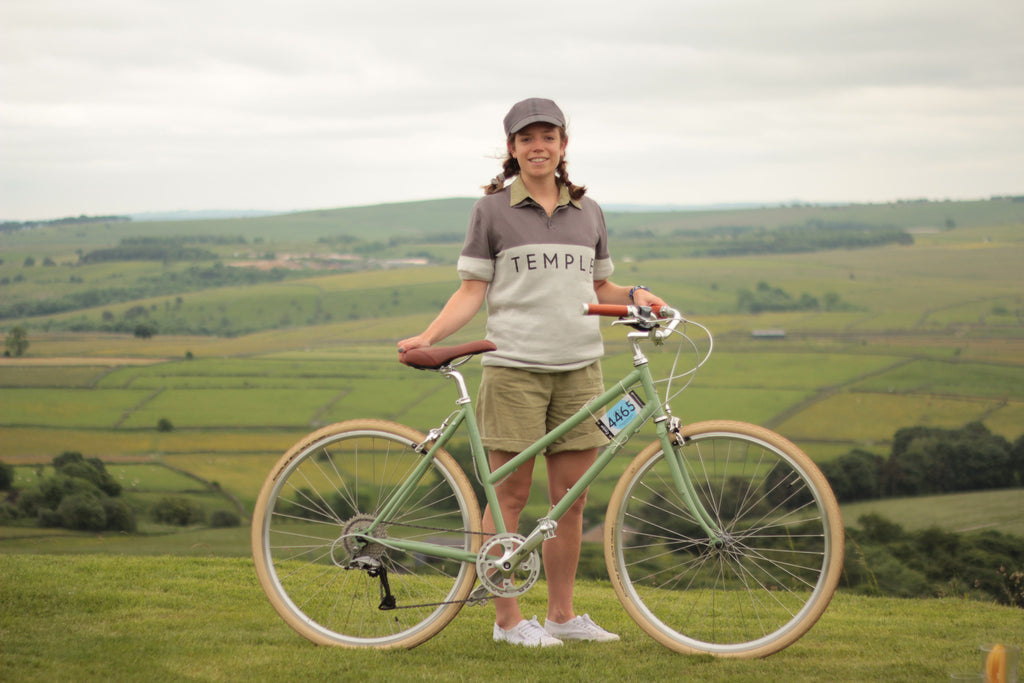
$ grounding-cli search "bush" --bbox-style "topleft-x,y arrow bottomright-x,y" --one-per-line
1002,568 -> 1024,608
57,494 -> 107,531
150,496 -> 206,526
16,487 -> 46,518
102,498 -> 137,532
820,449 -> 884,502
156,418 -> 174,432
38,508 -> 63,528
0,501 -> 19,523
209,509 -> 241,528
0,460 -> 13,491
844,515 -> 1024,605
846,543 -> 932,597
133,323 -> 157,339
56,459 -> 121,497
888,422 -> 1014,495
35,474 -> 102,511
1012,434 -> 1024,485
858,513 -> 906,544
827,423 -> 1020,503
2,452 -> 137,534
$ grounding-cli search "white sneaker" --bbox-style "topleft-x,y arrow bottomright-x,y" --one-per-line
493,617 -> 564,647
544,614 -> 620,642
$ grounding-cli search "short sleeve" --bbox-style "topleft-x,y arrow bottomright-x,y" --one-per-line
457,198 -> 495,282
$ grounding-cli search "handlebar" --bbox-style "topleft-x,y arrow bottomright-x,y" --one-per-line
582,303 -> 674,318
584,302 -> 714,397
582,302 -> 684,343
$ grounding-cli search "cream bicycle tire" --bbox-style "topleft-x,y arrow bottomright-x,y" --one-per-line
605,420 -> 844,658
252,419 -> 482,648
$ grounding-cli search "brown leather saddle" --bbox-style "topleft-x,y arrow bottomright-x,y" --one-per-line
399,340 -> 496,370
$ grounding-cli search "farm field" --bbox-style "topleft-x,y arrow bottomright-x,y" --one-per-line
1,197 -> 1022,548
842,488 -> 1024,538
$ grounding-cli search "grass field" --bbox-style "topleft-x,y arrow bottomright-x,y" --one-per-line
1,554 -> 1021,683
843,488 -> 1024,537
0,387 -> 155,428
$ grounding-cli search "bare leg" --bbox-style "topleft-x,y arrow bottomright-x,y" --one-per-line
481,449 -> 534,630
542,447 -> 598,624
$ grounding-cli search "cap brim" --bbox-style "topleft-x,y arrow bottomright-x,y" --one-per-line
507,114 -> 564,136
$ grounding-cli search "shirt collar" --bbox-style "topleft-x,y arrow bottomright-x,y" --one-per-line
509,176 -> 582,210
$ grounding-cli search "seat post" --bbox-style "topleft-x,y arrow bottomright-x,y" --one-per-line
442,368 -> 473,405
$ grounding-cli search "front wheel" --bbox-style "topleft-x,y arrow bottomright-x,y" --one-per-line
252,419 -> 482,649
605,420 -> 844,658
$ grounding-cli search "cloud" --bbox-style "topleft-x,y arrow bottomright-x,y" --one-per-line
1,0 -> 1022,219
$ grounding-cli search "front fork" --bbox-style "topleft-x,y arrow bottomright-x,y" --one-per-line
659,414 -> 724,546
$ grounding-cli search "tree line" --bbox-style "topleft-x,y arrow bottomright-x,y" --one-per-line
79,244 -> 219,264
79,236 -> 248,264
843,513 -> 1024,607
614,220 -> 914,258
0,263 -> 296,321
736,280 -> 858,314
0,453 -> 239,532
1,214 -> 130,233
0,452 -> 135,532
77,237 -> 248,264
694,220 -> 914,257
820,422 -> 1024,503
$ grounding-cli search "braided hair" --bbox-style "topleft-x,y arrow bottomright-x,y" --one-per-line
482,129 -> 587,200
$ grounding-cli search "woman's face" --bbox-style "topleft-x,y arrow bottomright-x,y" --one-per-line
508,123 -> 567,182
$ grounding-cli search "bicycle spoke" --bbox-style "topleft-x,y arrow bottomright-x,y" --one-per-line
253,422 -> 480,648
607,422 -> 842,657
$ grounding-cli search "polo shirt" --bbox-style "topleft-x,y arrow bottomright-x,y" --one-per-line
457,177 -> 615,371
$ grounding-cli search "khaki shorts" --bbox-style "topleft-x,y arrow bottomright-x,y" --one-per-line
476,362 -> 608,455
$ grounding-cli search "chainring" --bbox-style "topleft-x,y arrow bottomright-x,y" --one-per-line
476,533 -> 540,598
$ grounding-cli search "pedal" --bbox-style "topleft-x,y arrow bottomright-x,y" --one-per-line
538,517 -> 558,541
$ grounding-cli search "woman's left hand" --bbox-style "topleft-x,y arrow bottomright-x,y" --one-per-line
631,287 -> 666,309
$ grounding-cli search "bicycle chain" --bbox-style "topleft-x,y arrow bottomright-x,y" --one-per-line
347,519 -> 498,610
383,519 -> 494,536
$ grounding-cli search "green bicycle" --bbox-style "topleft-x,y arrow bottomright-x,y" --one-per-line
252,304 -> 844,658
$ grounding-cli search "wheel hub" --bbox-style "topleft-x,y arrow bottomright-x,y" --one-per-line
335,513 -> 388,565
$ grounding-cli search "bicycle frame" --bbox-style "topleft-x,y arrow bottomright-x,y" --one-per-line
362,331 -> 723,569
255,304 -> 844,655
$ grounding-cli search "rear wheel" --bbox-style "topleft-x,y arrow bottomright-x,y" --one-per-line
605,420 -> 843,658
252,419 -> 482,648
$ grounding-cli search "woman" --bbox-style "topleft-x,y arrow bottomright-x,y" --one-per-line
398,98 -> 665,647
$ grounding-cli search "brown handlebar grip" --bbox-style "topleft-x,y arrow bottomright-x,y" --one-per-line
583,303 -> 668,317
583,304 -> 630,317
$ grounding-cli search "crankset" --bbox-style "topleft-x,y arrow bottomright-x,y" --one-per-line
475,533 -> 541,599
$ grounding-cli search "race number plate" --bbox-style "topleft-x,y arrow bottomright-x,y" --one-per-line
597,391 -> 645,439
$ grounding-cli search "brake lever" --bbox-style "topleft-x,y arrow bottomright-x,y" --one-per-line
609,305 -> 660,331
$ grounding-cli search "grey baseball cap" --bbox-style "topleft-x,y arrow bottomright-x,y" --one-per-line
503,98 -> 566,137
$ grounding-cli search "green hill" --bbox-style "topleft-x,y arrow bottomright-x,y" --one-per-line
1,194 -> 1022,582
2,196 -> 1023,673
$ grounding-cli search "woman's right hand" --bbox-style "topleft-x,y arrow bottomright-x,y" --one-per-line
396,279 -> 488,356
397,334 -> 430,354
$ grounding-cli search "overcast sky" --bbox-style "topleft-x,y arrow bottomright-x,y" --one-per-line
2,0 -> 1022,221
